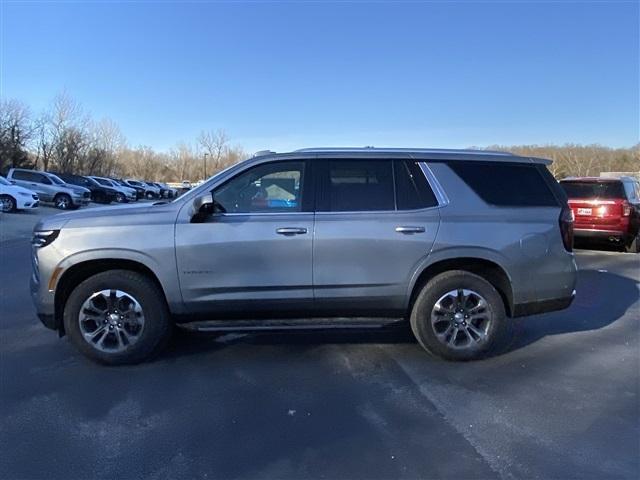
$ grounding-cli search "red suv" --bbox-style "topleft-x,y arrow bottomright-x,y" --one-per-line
560,176 -> 640,253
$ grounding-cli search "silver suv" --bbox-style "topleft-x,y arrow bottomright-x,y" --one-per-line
31,148 -> 578,364
7,168 -> 91,209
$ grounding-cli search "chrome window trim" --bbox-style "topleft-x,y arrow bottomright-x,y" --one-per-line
419,162 -> 450,207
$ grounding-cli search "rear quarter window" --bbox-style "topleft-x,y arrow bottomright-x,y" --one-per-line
447,162 -> 559,207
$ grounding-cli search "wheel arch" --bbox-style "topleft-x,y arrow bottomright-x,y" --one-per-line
54,259 -> 168,335
408,256 -> 514,317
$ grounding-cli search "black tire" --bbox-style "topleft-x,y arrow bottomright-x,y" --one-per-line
625,234 -> 639,253
115,192 -> 126,203
0,194 -> 16,212
410,270 -> 508,361
145,191 -> 154,200
63,270 -> 172,365
54,193 -> 72,210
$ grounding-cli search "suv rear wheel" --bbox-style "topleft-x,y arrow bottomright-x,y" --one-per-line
63,270 -> 172,365
410,270 -> 507,361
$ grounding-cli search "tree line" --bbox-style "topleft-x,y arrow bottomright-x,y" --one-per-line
1,94 -> 638,181
0,93 -> 245,182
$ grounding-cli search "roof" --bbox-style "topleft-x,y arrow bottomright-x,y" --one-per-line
253,147 -> 551,165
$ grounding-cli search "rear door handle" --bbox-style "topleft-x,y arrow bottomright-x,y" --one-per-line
395,226 -> 425,234
276,227 -> 308,235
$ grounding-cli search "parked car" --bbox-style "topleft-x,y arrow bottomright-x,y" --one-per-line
7,168 -> 90,209
152,182 -> 174,198
31,148 -> 577,365
112,179 -> 145,200
89,176 -> 137,203
123,179 -> 157,199
0,175 -> 39,212
560,176 -> 640,252
53,173 -> 118,204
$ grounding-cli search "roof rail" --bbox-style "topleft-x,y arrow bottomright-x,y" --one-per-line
253,150 -> 276,157
292,147 -> 514,156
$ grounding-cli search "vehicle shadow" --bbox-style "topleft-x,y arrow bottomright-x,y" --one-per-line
163,269 -> 638,361
163,324 -> 417,360
504,269 -> 639,354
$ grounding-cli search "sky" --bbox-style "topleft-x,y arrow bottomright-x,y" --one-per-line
1,0 -> 638,154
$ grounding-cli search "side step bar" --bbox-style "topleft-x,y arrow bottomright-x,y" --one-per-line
177,317 -> 405,333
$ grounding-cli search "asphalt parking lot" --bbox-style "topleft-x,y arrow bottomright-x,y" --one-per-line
1,205 -> 638,480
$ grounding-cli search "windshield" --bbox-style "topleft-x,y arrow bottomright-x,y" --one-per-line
0,176 -> 10,186
48,174 -> 66,185
95,178 -> 113,187
171,161 -> 243,204
561,181 -> 625,199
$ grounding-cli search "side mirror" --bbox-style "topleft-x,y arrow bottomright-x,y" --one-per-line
191,193 -> 214,222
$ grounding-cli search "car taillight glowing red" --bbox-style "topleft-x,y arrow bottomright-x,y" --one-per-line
622,201 -> 631,216
559,205 -> 574,252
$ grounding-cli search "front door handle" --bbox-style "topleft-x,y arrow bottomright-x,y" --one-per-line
276,227 -> 308,236
395,226 -> 426,234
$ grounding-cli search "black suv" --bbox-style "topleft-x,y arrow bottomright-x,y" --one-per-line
54,173 -> 119,204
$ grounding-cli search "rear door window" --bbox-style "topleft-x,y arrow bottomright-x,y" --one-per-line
394,160 -> 438,210
321,160 -> 394,212
560,181 -> 625,200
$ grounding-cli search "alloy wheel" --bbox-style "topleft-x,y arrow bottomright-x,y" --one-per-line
78,289 -> 145,353
430,289 -> 492,350
55,196 -> 70,209
1,196 -> 15,212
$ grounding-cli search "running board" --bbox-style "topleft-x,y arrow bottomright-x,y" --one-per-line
177,317 -> 405,333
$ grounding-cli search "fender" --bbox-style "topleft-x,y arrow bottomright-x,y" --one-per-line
405,246 -> 516,309
52,247 -> 184,312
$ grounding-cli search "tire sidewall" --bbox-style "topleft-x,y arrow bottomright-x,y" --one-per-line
63,270 -> 171,365
1,195 -> 16,212
55,194 -> 71,210
410,271 -> 507,361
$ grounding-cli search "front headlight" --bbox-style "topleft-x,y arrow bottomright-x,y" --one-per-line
32,230 -> 59,248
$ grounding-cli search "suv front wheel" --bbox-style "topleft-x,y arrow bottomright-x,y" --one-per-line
410,270 -> 508,361
63,270 -> 172,365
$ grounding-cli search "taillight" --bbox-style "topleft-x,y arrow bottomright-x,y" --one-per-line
622,201 -> 631,217
559,205 -> 574,252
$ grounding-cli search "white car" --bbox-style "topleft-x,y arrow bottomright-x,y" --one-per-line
0,175 -> 39,212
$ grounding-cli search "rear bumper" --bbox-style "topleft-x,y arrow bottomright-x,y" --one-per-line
574,228 -> 627,239
513,290 -> 576,317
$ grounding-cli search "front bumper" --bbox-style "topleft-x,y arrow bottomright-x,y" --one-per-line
72,196 -> 91,207
17,198 -> 39,209
30,246 -> 57,330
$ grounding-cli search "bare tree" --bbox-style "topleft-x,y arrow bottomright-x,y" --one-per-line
0,99 -> 33,172
197,129 -> 229,174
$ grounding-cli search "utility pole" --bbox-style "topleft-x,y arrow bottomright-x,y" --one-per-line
203,153 -> 209,180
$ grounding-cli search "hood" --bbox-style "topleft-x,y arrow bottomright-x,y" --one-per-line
2,183 -> 38,197
115,184 -> 136,194
33,202 -> 179,231
62,183 -> 91,194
